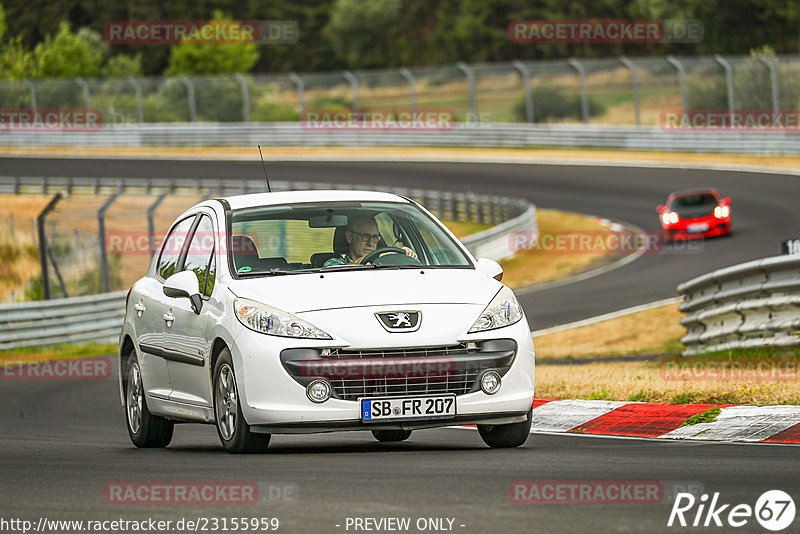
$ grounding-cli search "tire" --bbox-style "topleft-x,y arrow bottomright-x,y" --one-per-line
213,348 -> 270,453
124,355 -> 174,448
372,429 -> 412,442
477,410 -> 532,448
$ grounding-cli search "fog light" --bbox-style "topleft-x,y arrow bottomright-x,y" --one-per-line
480,371 -> 501,395
306,379 -> 331,403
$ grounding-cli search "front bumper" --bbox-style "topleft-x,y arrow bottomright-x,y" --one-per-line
662,219 -> 730,240
231,318 -> 535,433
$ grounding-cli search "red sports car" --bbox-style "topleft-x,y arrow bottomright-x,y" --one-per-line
657,188 -> 731,240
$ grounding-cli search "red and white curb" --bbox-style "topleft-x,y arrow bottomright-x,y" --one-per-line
522,398 -> 800,444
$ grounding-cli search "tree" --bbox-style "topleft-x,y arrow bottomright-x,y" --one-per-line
322,0 -> 402,68
166,11 -> 259,75
34,22 -> 105,78
0,4 -> 35,80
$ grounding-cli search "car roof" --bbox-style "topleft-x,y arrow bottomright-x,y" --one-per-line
216,190 -> 412,210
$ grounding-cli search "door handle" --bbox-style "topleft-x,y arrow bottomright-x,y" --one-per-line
134,303 -> 146,316
163,313 -> 175,323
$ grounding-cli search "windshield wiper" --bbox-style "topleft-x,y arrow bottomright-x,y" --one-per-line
236,269 -> 303,277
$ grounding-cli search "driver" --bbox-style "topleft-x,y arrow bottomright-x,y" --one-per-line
323,215 -> 417,267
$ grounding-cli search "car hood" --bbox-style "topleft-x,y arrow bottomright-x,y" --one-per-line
227,268 -> 500,314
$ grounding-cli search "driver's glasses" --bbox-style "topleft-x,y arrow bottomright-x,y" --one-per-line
351,231 -> 381,243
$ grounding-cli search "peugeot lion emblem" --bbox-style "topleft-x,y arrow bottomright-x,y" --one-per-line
376,311 -> 421,332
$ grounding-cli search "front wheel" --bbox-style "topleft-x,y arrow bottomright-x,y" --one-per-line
477,410 -> 532,448
372,429 -> 412,442
213,348 -> 270,453
124,356 -> 174,448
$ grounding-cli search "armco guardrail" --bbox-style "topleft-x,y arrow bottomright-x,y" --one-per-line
678,255 -> 800,355
0,291 -> 127,350
1,123 -> 799,155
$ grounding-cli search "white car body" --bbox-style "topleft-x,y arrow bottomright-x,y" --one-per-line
119,190 -> 535,451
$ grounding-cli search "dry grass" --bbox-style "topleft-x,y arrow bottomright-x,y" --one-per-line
499,209 -> 615,288
534,302 -> 684,359
442,220 -> 491,239
535,360 -> 800,405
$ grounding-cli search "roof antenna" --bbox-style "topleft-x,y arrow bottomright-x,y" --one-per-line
258,145 -> 272,192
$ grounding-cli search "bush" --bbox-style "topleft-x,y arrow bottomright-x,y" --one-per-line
251,99 -> 300,121
308,95 -> 353,109
512,84 -> 606,122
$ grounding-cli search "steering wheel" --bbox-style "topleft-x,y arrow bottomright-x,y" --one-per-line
360,247 -> 407,265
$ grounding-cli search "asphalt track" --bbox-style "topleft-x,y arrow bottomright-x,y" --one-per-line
1,156 -> 799,533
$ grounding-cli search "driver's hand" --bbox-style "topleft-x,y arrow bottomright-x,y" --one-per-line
402,247 -> 418,260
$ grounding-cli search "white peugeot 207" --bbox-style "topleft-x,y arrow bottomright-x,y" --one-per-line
119,190 -> 535,453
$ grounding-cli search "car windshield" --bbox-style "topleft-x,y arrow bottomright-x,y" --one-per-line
670,194 -> 717,210
228,201 -> 471,275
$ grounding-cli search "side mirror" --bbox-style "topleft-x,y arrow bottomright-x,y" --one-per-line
656,204 -> 665,213
722,197 -> 731,205
163,271 -> 202,314
477,258 -> 504,281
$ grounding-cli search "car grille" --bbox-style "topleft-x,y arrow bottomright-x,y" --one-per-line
326,343 -> 475,360
327,344 -> 478,400
280,340 -> 516,401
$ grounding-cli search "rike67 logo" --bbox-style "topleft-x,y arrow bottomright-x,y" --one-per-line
668,490 -> 796,531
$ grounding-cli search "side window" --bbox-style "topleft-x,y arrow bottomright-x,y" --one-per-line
204,255 -> 216,297
183,215 -> 215,296
158,216 -> 196,280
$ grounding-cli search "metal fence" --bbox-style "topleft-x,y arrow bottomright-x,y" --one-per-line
0,176 -> 536,304
678,254 -> 800,355
2,54 -> 799,126
2,122 -> 798,154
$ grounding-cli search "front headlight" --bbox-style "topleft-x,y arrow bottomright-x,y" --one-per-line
469,286 -> 523,333
234,298 -> 332,339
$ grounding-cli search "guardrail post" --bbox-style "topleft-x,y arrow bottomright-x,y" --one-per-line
399,68 -> 418,112
38,193 -> 62,300
342,71 -> 360,110
457,62 -> 478,123
98,192 -> 122,293
127,77 -> 144,123
23,79 -> 37,111
666,56 -> 687,114
75,77 -> 91,110
147,192 -> 169,256
619,57 -> 641,126
714,55 -> 735,124
758,56 -> 780,113
179,76 -> 197,122
234,74 -> 251,122
568,59 -> 590,124
289,72 -> 305,113
512,61 -> 534,123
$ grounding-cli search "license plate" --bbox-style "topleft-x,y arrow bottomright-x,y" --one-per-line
687,223 -> 708,233
361,394 -> 456,422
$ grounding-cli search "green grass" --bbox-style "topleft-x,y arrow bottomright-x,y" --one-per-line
679,407 -> 721,427
0,342 -> 117,366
